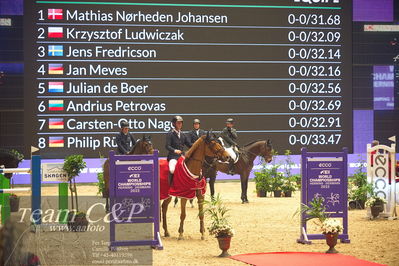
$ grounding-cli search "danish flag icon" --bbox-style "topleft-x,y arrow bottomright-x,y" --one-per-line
48,9 -> 63,20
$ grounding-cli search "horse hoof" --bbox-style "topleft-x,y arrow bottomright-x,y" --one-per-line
164,232 -> 170,237
201,235 -> 205,240
178,235 -> 184,240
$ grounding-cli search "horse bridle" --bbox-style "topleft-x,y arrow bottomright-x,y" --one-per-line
242,141 -> 272,162
207,139 -> 227,160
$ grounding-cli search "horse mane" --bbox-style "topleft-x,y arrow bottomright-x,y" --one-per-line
130,140 -> 140,154
185,135 -> 204,160
243,139 -> 264,148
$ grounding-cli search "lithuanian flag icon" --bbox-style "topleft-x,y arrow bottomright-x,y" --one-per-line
49,136 -> 64,148
48,100 -> 64,111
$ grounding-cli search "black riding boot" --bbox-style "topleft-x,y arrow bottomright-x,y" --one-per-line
227,160 -> 235,175
168,172 -> 174,186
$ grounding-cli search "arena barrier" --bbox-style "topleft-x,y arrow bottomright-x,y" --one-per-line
0,155 -> 41,225
298,148 -> 350,244
367,142 -> 397,219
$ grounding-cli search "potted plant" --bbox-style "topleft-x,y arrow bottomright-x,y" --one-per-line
253,169 -> 271,197
67,211 -> 88,232
365,195 -> 386,218
281,176 -> 297,197
63,155 -> 87,232
320,218 -> 343,253
295,196 -> 343,253
9,193 -> 19,212
96,172 -> 106,198
9,179 -> 20,212
348,156 -> 373,209
297,195 -> 328,223
203,194 -> 234,257
4,150 -> 24,212
292,174 -> 301,188
271,172 -> 284,197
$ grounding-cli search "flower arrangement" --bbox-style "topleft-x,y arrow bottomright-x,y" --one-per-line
281,177 -> 297,192
208,223 -> 235,238
203,194 -> 234,238
365,195 -> 386,208
320,218 -> 343,235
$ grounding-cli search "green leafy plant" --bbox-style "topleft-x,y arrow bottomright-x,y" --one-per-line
348,156 -> 373,208
282,150 -> 294,178
281,176 -> 297,193
202,194 -> 234,238
295,195 -> 328,225
96,153 -> 106,196
254,149 -> 281,195
292,174 -> 302,188
254,169 -> 272,193
10,149 -> 24,162
271,172 -> 284,191
295,196 -> 344,235
365,195 -> 386,208
63,155 -> 86,212
96,172 -> 105,196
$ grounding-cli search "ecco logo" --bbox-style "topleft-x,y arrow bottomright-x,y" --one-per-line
128,166 -> 142,171
373,154 -> 388,199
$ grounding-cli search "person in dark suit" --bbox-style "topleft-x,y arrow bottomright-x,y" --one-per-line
115,121 -> 136,155
219,118 -> 238,175
188,118 -> 206,145
165,116 -> 192,184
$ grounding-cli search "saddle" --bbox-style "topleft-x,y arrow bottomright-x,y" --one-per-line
217,137 -> 240,164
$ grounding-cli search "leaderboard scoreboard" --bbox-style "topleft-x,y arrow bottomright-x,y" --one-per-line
24,0 -> 352,158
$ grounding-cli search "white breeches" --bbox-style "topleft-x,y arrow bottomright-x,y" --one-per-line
169,159 -> 178,174
225,147 -> 237,162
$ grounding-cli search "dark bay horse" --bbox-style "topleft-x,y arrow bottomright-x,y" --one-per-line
0,149 -> 23,179
203,139 -> 273,203
160,133 -> 230,240
102,135 -> 154,211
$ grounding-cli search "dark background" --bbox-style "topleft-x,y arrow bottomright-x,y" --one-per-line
1,0 -> 398,157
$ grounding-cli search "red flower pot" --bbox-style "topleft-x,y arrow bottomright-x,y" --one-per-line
217,236 -> 232,257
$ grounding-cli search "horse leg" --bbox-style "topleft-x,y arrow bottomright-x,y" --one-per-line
196,190 -> 205,240
161,197 -> 172,237
240,173 -> 250,204
178,198 -> 187,240
173,197 -> 178,207
189,199 -> 194,208
209,175 -> 216,199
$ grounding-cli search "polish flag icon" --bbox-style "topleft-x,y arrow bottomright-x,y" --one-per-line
48,9 -> 63,20
48,27 -> 63,38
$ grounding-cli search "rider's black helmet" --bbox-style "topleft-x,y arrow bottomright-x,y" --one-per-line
120,121 -> 129,128
171,115 -> 184,124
